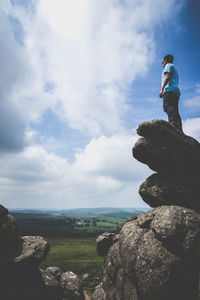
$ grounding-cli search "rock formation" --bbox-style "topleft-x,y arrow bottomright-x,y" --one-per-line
0,205 -> 84,300
92,120 -> 200,300
133,119 -> 200,211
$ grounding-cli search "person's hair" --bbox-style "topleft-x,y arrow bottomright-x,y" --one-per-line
164,54 -> 174,63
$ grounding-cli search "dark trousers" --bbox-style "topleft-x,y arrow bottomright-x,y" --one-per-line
163,91 -> 182,131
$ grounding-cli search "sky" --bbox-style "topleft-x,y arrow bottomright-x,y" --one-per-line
0,0 -> 200,209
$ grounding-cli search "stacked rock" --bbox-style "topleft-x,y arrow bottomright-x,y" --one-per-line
0,205 -> 85,300
132,119 -> 200,211
92,120 -> 200,300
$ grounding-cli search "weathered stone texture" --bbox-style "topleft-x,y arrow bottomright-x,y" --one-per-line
95,206 -> 200,300
132,119 -> 200,176
60,271 -> 84,300
14,236 -> 50,264
139,173 -> 200,211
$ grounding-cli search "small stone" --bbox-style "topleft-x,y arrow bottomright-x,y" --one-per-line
41,269 -> 64,300
91,283 -> 106,300
60,271 -> 84,299
44,266 -> 62,281
96,232 -> 118,257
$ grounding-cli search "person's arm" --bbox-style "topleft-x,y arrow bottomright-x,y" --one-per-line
159,72 -> 171,98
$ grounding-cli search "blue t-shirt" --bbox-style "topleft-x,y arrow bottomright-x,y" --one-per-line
162,63 -> 180,98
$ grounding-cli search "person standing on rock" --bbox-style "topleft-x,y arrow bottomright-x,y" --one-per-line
159,54 -> 183,132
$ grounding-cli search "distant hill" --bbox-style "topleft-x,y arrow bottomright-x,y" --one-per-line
10,207 -> 151,237
10,207 -> 150,216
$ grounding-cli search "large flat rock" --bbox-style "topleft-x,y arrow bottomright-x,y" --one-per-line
132,119 -> 200,175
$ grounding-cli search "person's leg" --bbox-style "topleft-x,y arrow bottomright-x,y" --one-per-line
176,100 -> 182,131
170,93 -> 183,131
163,92 -> 175,123
163,92 -> 183,131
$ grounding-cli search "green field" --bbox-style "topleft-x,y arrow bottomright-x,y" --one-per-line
12,213 -> 125,236
40,236 -> 104,294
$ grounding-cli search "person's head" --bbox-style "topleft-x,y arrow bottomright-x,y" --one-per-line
162,54 -> 174,67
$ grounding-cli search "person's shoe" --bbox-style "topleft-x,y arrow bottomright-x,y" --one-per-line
177,121 -> 183,133
170,121 -> 183,133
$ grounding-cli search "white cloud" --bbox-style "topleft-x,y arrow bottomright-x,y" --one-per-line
73,134 -> 149,181
0,0 -> 55,152
0,1 -> 28,152
5,0 -> 186,137
183,118 -> 200,141
0,0 -> 187,209
183,83 -> 200,113
0,134 -> 151,209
